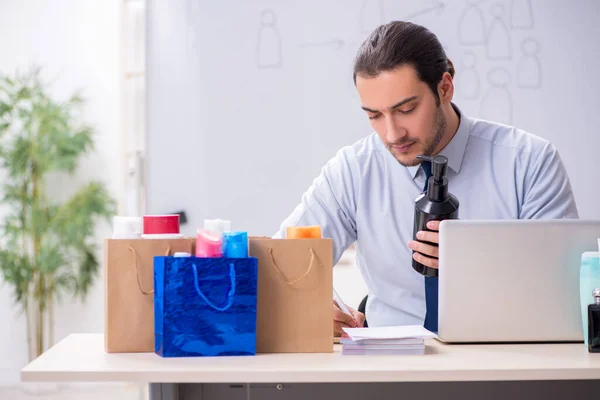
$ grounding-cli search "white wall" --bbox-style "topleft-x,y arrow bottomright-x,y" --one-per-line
0,0 -> 122,385
144,0 -> 600,327
146,0 -> 600,237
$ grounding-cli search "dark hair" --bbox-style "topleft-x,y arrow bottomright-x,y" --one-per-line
353,21 -> 454,104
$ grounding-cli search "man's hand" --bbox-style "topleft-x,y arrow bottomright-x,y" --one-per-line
408,220 -> 440,269
333,301 -> 365,337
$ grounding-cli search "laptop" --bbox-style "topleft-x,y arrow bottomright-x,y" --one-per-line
437,219 -> 600,343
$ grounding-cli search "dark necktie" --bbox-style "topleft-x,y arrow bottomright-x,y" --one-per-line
421,161 -> 439,333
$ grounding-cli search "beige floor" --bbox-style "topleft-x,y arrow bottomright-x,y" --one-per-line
0,383 -> 148,400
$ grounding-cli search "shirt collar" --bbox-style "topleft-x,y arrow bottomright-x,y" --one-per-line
406,103 -> 471,179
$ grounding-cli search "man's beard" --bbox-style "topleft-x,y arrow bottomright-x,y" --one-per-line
387,106 -> 447,167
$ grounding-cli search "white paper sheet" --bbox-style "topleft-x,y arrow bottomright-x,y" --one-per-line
342,325 -> 437,341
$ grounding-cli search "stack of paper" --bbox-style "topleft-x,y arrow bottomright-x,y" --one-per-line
341,325 -> 437,355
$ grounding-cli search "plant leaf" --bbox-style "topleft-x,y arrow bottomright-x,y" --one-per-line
0,250 -> 33,312
0,67 -> 116,311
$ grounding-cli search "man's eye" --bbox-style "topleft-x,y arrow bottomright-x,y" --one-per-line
398,107 -> 415,114
368,114 -> 381,120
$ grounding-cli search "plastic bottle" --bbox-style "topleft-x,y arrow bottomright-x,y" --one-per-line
412,155 -> 459,277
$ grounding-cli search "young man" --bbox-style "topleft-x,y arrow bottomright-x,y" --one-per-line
273,21 -> 578,336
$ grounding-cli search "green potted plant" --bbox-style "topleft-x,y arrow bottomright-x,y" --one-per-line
0,67 -> 116,362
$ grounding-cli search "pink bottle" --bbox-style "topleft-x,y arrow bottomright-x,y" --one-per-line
195,229 -> 222,257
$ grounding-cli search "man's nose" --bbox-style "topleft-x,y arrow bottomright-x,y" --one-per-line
385,116 -> 407,143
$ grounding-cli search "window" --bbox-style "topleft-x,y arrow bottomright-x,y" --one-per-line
122,0 -> 146,216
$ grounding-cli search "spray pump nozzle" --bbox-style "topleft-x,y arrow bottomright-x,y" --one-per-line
417,155 -> 448,182
416,155 -> 449,201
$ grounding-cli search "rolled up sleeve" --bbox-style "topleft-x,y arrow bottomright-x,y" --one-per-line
273,148 -> 358,264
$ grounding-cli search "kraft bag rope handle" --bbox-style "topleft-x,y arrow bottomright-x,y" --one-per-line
268,247 -> 320,286
192,262 -> 236,312
128,246 -> 171,295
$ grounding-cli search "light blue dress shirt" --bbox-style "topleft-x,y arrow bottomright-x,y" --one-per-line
273,106 -> 579,327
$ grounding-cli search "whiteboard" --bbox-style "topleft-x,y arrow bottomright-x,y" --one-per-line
146,0 -> 600,237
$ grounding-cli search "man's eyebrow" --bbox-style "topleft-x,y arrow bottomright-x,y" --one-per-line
361,96 -> 418,113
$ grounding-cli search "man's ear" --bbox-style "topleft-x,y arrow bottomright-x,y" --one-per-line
437,72 -> 454,103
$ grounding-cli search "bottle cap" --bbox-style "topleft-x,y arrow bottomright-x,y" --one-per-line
196,228 -> 223,257
582,252 -> 600,259
416,154 -> 449,202
431,155 -> 448,181
222,231 -> 248,258
143,215 -> 180,235
112,216 -> 142,239
417,155 -> 448,180
286,226 -> 322,239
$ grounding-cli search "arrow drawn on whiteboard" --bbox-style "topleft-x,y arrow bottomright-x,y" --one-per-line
299,39 -> 345,51
405,2 -> 445,20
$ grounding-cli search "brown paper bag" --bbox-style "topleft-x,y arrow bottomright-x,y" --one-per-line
104,237 -> 195,353
248,238 -> 333,353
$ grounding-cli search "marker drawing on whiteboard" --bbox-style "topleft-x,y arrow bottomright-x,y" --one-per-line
458,0 -> 486,46
480,67 -> 513,125
486,3 -> 512,60
457,51 -> 481,100
510,0 -> 534,30
256,9 -> 282,69
517,38 -> 542,89
405,1 -> 446,21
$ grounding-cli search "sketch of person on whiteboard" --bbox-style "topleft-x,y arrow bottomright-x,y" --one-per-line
510,0 -> 534,29
517,38 -> 542,89
256,10 -> 282,69
274,21 -> 577,336
457,51 -> 480,100
480,67 -> 513,125
458,0 -> 486,45
486,3 -> 512,60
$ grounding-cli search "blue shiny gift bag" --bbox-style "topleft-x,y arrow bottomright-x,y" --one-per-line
154,255 -> 258,357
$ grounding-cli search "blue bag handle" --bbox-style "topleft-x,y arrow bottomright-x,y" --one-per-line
191,262 -> 236,312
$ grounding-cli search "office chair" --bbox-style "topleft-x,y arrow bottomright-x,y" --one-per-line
357,294 -> 368,327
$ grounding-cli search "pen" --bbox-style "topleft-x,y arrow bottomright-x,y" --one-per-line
333,287 -> 352,316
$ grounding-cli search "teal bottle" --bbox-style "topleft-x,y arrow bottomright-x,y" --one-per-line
580,252 -> 600,346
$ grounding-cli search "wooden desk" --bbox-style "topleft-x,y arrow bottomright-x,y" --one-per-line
21,334 -> 600,400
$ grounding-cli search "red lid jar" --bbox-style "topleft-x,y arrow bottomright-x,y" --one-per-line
143,215 -> 180,235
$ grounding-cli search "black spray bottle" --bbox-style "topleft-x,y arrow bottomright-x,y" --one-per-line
588,288 -> 600,353
412,155 -> 459,277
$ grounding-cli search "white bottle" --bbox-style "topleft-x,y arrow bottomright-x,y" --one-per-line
204,219 -> 232,235
111,216 -> 142,239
